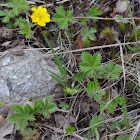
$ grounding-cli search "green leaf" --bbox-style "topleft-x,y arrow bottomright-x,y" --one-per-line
52,6 -> 75,29
73,72 -> 87,82
100,100 -> 117,114
115,96 -> 127,106
104,62 -> 122,79
0,9 -> 9,16
80,52 -> 103,77
87,80 -> 105,101
88,6 -> 102,21
12,105 -> 24,114
80,13 -> 89,26
81,27 -> 96,42
24,104 -> 30,114
9,105 -> 35,130
37,96 -> 57,118
64,85 -> 81,95
66,126 -> 75,134
8,0 -> 29,10
59,102 -> 69,110
89,115 -> 104,129
14,17 -> 26,28
18,24 -> 34,39
21,128 -> 37,140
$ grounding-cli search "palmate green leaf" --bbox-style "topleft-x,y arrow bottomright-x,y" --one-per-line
21,128 -> 37,140
89,115 -> 104,129
104,62 -> 122,79
0,9 -> 9,16
87,80 -> 105,101
18,24 -> 34,39
88,6 -> 102,21
14,17 -> 26,28
80,13 -> 89,26
15,114 -> 35,130
52,6 -> 75,29
100,100 -> 117,114
2,10 -> 16,23
37,96 -> 57,118
73,72 -> 87,82
81,27 -> 96,42
8,0 -> 29,10
9,105 -> 35,130
12,105 -> 24,114
80,52 -> 103,77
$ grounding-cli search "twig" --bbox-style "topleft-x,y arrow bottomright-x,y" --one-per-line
74,16 -> 140,20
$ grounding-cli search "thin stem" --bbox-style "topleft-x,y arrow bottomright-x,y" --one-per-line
126,0 -> 139,49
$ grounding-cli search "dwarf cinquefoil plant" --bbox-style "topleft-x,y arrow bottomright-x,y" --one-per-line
0,0 -> 29,23
73,52 -> 122,102
8,96 -> 57,131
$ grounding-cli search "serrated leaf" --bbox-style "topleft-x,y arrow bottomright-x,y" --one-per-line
89,115 -> 104,129
46,104 -> 57,113
9,0 -> 29,10
87,80 -> 105,101
88,6 -> 102,21
26,114 -> 35,121
14,17 -> 26,27
73,72 -> 87,82
81,27 -> 96,42
12,105 -> 24,114
80,52 -> 103,77
2,16 -> 10,23
52,6 -> 75,29
24,104 -> 30,114
104,62 -> 122,79
18,24 -> 34,39
8,113 -> 18,122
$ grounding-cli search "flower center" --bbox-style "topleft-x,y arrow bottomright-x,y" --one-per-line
38,13 -> 43,19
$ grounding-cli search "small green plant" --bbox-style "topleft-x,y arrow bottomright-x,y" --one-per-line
119,23 -> 128,31
52,6 -> 75,29
80,13 -> 89,26
0,0 -> 29,23
87,80 -> 105,101
88,6 -> 102,21
104,62 -> 122,79
8,104 -> 35,130
102,27 -> 114,42
88,115 -> 104,140
18,24 -> 34,39
80,52 -> 103,77
14,17 -> 27,28
66,126 -> 76,134
81,27 -> 97,42
59,102 -> 69,110
100,96 -> 127,114
8,96 -> 57,131
73,52 -> 122,102
21,128 -> 38,140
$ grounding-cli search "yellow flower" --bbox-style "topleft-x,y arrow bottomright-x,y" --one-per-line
31,6 -> 50,26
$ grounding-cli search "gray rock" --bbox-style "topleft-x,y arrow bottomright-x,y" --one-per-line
0,50 -> 61,102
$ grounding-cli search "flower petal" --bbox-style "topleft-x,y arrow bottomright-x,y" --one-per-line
31,7 -> 36,11
37,20 -> 46,26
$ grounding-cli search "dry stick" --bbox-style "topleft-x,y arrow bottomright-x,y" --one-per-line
74,16 -> 140,20
0,41 -> 140,69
